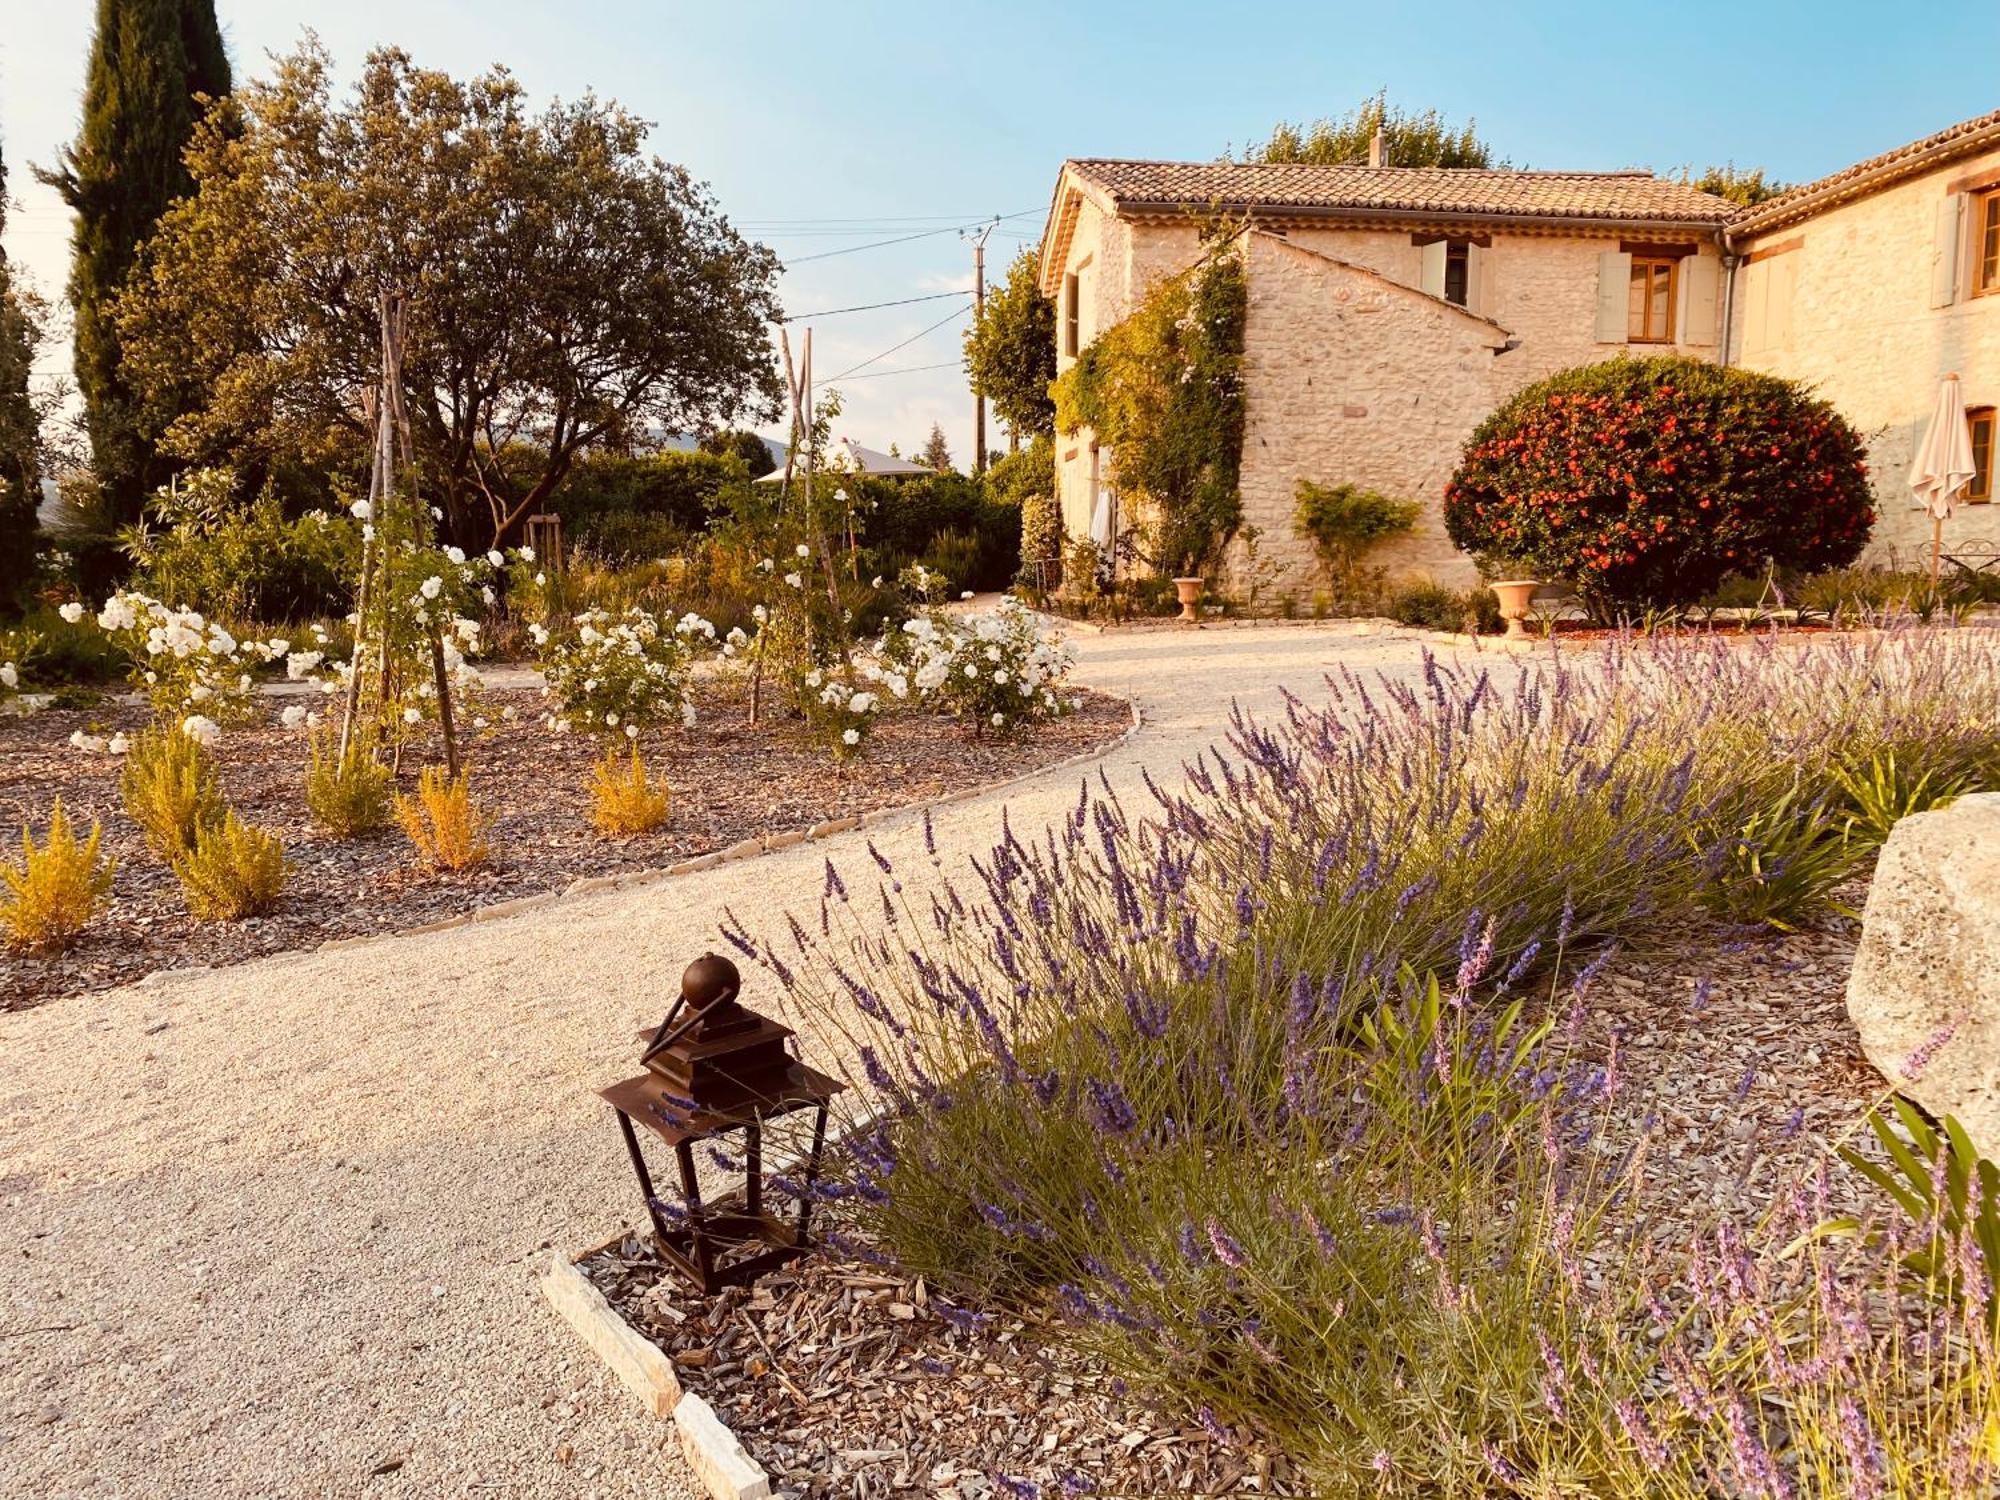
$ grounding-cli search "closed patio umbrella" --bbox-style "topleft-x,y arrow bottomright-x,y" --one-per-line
1909,372 -> 1978,586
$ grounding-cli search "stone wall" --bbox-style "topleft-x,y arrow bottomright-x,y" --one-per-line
1233,232 -> 1509,598
1732,148 -> 2000,565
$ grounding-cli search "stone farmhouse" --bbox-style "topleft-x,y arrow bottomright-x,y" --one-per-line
1035,108 -> 2000,598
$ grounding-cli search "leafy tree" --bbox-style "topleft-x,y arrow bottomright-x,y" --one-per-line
117,43 -> 783,549
699,427 -> 777,478
1243,91 -> 1496,168
0,142 -> 49,608
917,423 -> 954,474
36,0 -> 231,528
963,249 -> 1056,440
1684,163 -> 1788,207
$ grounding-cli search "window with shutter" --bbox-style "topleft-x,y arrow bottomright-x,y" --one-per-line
1628,257 -> 1677,342
1063,273 -> 1080,357
1977,191 -> 2000,297
1595,251 -> 1632,344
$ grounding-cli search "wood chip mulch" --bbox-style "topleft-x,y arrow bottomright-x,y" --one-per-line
0,679 -> 1131,1010
581,1228 -> 1292,1499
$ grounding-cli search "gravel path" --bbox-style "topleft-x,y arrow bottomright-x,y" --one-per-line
0,626 -> 1456,1500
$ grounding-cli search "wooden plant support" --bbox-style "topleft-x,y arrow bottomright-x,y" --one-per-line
337,290 -> 461,779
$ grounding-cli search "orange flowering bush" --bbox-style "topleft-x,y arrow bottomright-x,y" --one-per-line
1444,356 -> 1873,613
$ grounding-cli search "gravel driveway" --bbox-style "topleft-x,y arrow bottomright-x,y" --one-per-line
0,626 -> 1458,1499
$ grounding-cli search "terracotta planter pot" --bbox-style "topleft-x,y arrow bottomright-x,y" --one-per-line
1491,579 -> 1540,639
1173,576 -> 1205,624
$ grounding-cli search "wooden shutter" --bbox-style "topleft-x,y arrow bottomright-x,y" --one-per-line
1740,259 -> 1769,356
1595,251 -> 1632,343
1933,194 -> 1966,308
1464,242 -> 1487,316
1419,239 -> 1448,299
1680,254 -> 1719,346
1768,254 -> 1797,350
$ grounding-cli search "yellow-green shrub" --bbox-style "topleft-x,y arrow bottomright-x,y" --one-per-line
121,726 -> 224,858
305,726 -> 394,837
2,799 -> 116,954
588,745 -> 672,836
396,767 -> 492,871
173,811 -> 289,921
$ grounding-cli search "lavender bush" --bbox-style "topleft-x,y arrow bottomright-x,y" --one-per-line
731,629 -> 2000,1495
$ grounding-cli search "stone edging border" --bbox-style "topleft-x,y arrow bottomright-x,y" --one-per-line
1051,612 -> 1549,653
535,1240 -> 770,1500
295,694 -> 1144,956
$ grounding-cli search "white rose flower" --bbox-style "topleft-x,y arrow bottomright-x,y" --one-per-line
108,732 -> 130,754
420,576 -> 443,601
281,705 -> 308,729
445,546 -> 467,565
0,662 -> 16,689
403,707 -> 422,724
518,545 -> 536,562
350,500 -> 373,521
842,728 -> 861,746
486,550 -> 504,567
182,715 -> 222,747
59,602 -> 85,624
795,543 -> 810,558
605,712 -> 620,727
624,723 -> 639,740
784,572 -> 803,589
991,712 -> 1006,727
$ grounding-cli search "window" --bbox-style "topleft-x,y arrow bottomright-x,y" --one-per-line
1971,406 -> 1996,503
1443,243 -> 1470,307
1628,256 -> 1677,342
1978,190 -> 2000,296
1063,272 -> 1081,356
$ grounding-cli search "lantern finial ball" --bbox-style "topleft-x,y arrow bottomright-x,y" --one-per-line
682,952 -> 740,1011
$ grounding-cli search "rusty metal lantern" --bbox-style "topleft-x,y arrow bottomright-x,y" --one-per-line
599,953 -> 844,1293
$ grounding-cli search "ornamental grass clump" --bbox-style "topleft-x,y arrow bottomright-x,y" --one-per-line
741,626 -> 2000,1495
2,800 -> 116,954
588,745 -> 672,836
120,724 -> 225,858
396,766 -> 492,871
173,811 -> 289,921
304,726 -> 395,836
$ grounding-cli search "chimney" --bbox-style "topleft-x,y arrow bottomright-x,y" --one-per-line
1368,129 -> 1385,169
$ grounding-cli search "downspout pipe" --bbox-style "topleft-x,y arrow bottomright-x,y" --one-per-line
1716,225 -> 1741,368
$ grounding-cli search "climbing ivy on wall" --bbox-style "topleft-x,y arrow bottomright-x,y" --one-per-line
1051,245 -> 1247,577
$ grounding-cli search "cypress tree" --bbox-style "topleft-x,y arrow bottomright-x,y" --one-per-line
38,0 -> 230,527
0,140 -> 44,607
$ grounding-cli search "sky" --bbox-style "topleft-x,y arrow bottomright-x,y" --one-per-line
3,0 -> 1998,469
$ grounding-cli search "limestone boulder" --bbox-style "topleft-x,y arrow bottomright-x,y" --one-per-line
1846,792 -> 2000,1159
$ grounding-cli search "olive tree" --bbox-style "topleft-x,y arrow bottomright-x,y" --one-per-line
118,43 -> 782,547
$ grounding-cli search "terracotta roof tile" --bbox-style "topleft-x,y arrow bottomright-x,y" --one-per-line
1064,159 -> 1735,226
1729,109 -> 2000,234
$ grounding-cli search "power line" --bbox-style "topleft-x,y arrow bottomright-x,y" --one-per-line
778,290 -> 968,322
822,302 -> 972,383
785,224 -> 975,264
740,209 -> 1039,229
835,359 -> 963,382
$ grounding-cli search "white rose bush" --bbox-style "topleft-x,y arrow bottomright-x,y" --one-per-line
538,607 -> 713,738
91,589 -> 293,728
874,595 -> 1074,734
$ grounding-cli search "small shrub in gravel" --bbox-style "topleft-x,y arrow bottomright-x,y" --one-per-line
396,767 -> 493,872
2,799 -> 115,954
587,745 -> 671,836
1385,578 -> 1499,634
304,727 -> 394,837
120,725 -> 225,859
536,606 -> 712,738
173,810 -> 288,921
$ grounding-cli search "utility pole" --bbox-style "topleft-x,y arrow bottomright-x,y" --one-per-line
964,217 -> 998,475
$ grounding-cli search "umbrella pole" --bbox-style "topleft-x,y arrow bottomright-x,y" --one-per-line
1931,513 -> 1944,590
